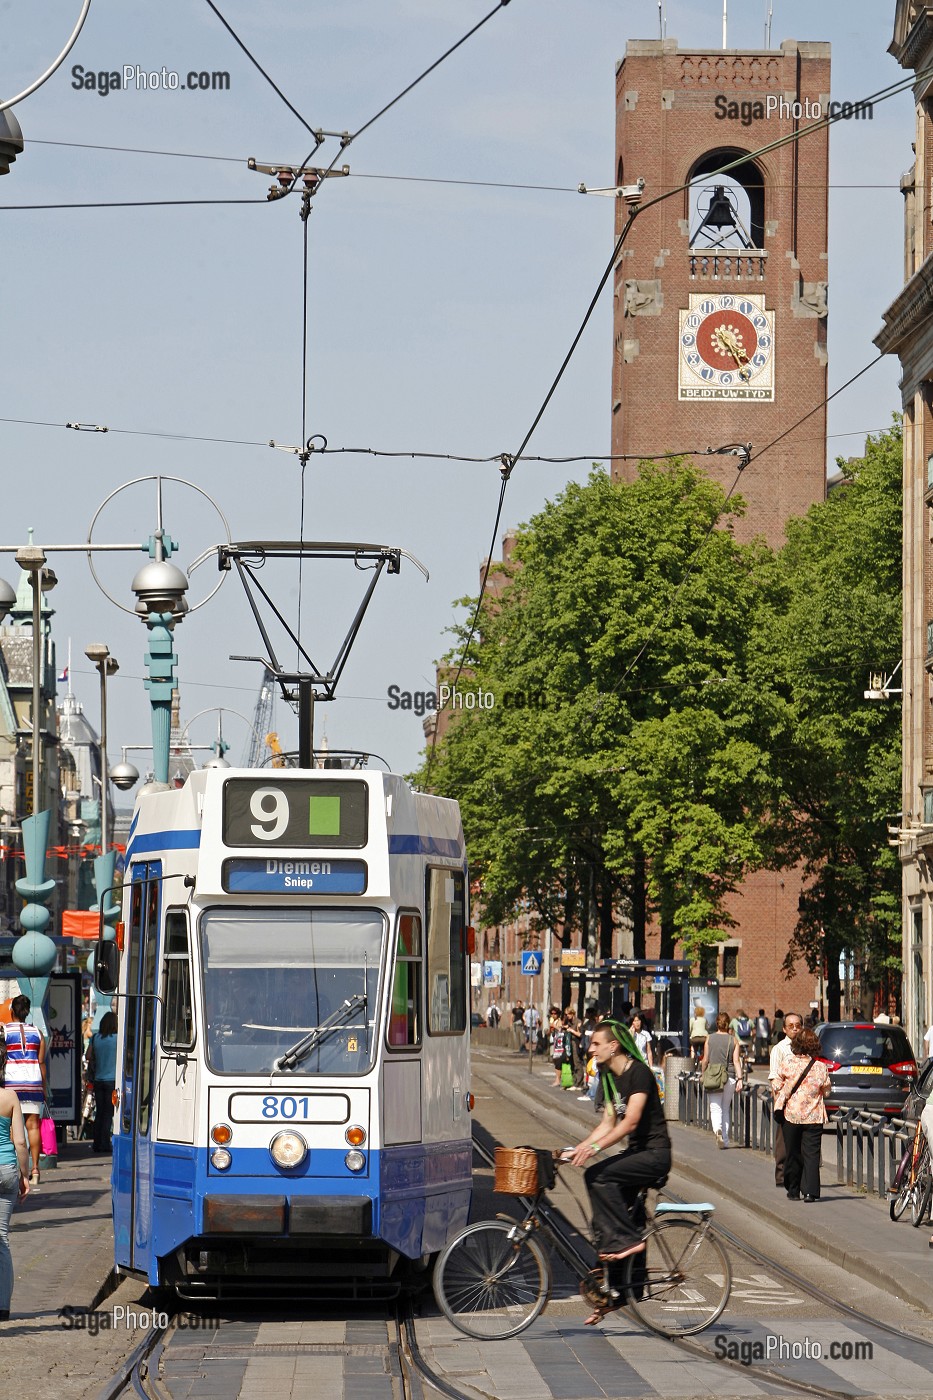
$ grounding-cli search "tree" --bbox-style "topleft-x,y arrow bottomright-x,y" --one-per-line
419,462 -> 780,964
752,424 -> 902,1018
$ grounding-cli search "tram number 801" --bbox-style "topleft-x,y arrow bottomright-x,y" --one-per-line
263,1095 -> 311,1119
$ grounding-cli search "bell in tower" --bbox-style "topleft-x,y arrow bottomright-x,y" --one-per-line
690,183 -> 754,250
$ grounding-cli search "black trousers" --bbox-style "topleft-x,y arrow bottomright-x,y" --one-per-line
584,1147 -> 672,1253
93,1080 -> 115,1152
782,1120 -> 822,1198
774,1119 -> 786,1185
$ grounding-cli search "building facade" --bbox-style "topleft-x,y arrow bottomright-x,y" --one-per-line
875,2 -> 933,1050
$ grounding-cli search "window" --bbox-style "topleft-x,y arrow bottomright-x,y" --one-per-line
387,913 -> 422,1049
198,907 -> 384,1074
699,946 -> 719,980
722,946 -> 739,981
426,868 -> 467,1035
162,909 -> 195,1051
121,878 -> 145,1132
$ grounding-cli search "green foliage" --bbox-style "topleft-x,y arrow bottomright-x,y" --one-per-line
417,462 -> 781,957
752,423 -> 903,1008
419,428 -> 903,997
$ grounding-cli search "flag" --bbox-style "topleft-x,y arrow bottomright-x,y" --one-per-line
57,666 -> 68,683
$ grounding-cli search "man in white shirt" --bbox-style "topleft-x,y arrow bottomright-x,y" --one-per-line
923,1024 -> 933,1061
768,1011 -> 803,1189
522,1004 -> 540,1053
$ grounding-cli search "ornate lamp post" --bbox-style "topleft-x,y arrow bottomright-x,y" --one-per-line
84,643 -> 118,854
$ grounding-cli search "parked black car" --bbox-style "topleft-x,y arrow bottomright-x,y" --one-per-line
815,1022 -> 918,1116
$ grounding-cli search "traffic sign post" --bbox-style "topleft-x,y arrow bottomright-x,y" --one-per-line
520,951 -> 542,1075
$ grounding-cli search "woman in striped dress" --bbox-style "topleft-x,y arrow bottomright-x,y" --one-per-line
3,995 -> 47,1187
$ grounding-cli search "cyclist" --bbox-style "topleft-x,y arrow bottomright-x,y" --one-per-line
567,1019 -> 671,1322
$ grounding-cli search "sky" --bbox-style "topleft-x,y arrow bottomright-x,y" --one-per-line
0,0 -> 914,783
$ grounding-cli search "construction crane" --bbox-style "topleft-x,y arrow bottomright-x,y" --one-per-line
243,666 -> 276,768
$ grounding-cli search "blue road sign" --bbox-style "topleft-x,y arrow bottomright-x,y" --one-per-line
521,950 -> 542,976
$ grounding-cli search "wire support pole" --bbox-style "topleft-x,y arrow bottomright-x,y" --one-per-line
297,188 -> 313,671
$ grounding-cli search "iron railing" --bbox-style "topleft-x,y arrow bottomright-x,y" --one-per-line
677,1071 -> 914,1201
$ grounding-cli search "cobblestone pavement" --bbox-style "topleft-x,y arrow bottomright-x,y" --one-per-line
0,1143 -> 151,1396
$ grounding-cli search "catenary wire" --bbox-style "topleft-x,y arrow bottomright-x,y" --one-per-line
202,0 -> 323,143
0,198 -> 268,211
0,415 -> 893,458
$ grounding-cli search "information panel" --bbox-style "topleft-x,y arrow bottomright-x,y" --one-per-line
222,856 -> 368,894
223,778 -> 368,849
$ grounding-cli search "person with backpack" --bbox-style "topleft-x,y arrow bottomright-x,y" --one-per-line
754,1009 -> 771,1064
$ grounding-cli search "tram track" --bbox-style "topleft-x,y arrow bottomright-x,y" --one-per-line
94,1297 -> 475,1400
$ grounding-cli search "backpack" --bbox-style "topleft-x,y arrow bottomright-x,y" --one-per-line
736,1016 -> 751,1039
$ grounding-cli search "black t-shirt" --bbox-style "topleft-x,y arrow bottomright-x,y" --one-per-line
599,1058 -> 670,1153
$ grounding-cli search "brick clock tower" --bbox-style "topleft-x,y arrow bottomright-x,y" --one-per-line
612,38 -> 830,547
611,38 -> 831,1012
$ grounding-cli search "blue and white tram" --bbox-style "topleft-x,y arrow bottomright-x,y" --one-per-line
96,767 -> 473,1296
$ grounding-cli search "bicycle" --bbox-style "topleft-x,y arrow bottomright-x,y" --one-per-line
889,1116 -> 932,1227
432,1147 -> 731,1341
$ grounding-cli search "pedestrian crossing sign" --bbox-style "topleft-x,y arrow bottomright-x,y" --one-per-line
521,950 -> 542,976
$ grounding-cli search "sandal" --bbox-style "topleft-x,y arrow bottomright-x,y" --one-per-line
29,1170 -> 39,1187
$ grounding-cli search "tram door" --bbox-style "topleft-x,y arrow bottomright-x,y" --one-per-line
115,861 -> 162,1275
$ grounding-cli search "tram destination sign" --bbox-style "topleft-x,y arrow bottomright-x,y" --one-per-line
222,857 -> 368,894
223,778 -> 368,848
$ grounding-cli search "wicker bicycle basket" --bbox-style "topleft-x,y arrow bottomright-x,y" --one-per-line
494,1146 -> 541,1195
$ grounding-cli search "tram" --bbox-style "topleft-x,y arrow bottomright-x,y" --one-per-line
95,766 -> 473,1297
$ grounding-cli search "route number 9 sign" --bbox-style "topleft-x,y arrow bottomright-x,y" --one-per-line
223,778 -> 368,848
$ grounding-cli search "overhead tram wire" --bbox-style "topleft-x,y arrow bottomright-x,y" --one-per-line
437,57 -> 924,729
202,0 -> 323,144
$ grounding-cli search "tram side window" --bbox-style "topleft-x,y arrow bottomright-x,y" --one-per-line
387,913 -> 422,1049
162,910 -> 195,1051
425,869 -> 467,1036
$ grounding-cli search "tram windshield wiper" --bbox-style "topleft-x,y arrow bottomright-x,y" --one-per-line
272,994 -> 367,1073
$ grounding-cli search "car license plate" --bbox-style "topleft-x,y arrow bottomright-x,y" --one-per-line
851,1066 -> 882,1074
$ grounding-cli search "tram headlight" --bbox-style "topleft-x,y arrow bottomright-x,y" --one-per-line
345,1125 -> 366,1147
270,1130 -> 308,1170
344,1149 -> 366,1173
211,1148 -> 232,1171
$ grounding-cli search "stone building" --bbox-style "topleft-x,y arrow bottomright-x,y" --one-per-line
874,1 -> 933,1049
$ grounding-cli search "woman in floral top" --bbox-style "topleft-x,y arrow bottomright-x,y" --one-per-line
773,1027 -> 831,1203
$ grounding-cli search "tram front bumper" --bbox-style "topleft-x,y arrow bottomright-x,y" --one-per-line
203,1193 -> 373,1236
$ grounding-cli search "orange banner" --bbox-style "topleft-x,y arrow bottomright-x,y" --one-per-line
61,910 -> 101,941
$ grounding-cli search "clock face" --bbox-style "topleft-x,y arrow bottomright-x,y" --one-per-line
678,293 -> 775,401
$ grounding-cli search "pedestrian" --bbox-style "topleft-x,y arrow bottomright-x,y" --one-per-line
550,1012 -> 567,1086
563,1010 -> 585,1087
87,1012 -> 118,1154
2,995 -> 47,1188
485,1003 -> 500,1029
767,1011 -> 803,1188
772,1025 -> 830,1203
0,1039 -> 31,1323
700,1012 -> 742,1148
688,1002 -> 709,1064
770,1009 -> 785,1047
629,1010 -> 654,1068
754,1008 -> 771,1064
522,1003 -> 540,1054
510,1001 -> 525,1051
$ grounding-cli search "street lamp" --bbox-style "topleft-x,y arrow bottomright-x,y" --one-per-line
130,548 -> 189,787
14,544 -> 57,817
84,643 -> 118,855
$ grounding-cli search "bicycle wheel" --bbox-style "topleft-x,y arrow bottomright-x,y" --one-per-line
624,1218 -> 731,1337
890,1175 -> 912,1221
911,1155 -> 932,1228
433,1221 -> 551,1340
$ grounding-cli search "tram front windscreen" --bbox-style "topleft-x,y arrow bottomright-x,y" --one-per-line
199,907 -> 384,1074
